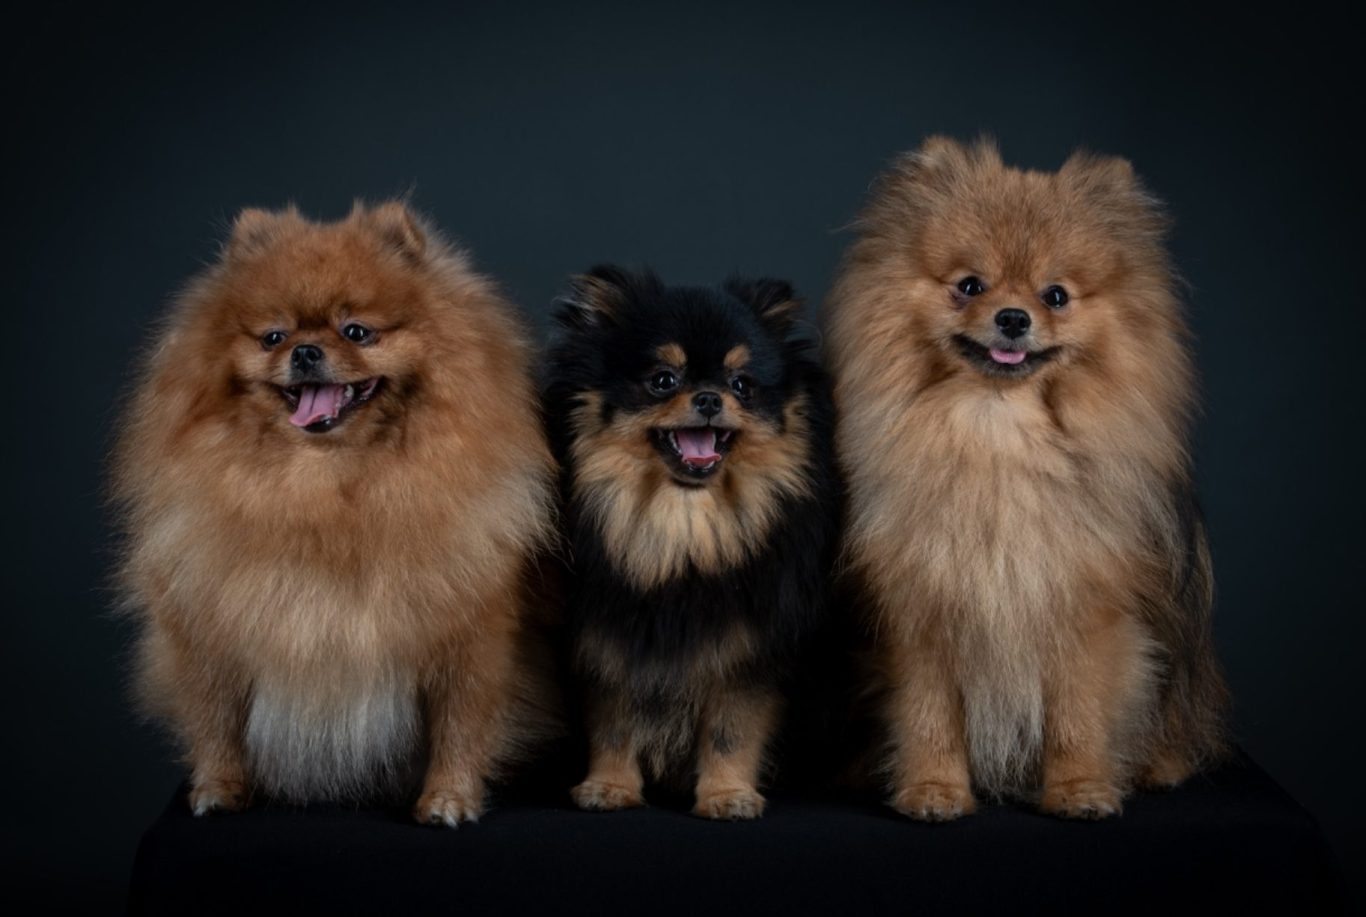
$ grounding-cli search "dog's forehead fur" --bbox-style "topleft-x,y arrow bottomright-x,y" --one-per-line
212,220 -> 431,330
914,175 -> 1129,290
859,138 -> 1170,302
603,289 -> 783,384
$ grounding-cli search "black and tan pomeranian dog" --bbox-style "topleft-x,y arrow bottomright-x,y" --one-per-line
544,266 -> 839,819
825,137 -> 1228,820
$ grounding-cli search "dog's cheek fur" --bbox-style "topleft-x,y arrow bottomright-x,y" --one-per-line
112,204 -> 559,806
825,138 -> 1228,805
567,391 -> 815,593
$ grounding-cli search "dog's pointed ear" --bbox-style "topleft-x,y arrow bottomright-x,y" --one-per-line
1061,150 -> 1168,235
227,206 -> 301,259
915,135 -> 974,170
355,200 -> 428,260
1060,150 -> 1138,195
898,135 -> 1000,185
555,264 -> 636,330
865,136 -> 1000,221
726,276 -> 801,337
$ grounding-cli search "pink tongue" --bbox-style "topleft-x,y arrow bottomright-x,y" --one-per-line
989,348 -> 1027,365
675,428 -> 721,467
289,384 -> 345,427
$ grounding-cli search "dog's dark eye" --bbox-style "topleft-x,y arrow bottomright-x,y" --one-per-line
341,323 -> 373,344
648,370 -> 679,395
1041,285 -> 1069,309
957,276 -> 986,297
730,375 -> 753,400
261,330 -> 288,349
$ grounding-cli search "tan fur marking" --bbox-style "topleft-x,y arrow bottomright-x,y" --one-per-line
569,393 -> 814,591
655,343 -> 686,367
571,692 -> 646,811
693,687 -> 777,820
723,345 -> 750,372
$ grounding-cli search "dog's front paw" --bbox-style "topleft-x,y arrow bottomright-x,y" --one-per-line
188,778 -> 249,816
1040,779 -> 1123,819
693,786 -> 765,820
571,778 -> 644,812
891,782 -> 976,822
414,787 -> 484,827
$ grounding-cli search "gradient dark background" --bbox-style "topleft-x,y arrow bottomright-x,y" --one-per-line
9,1 -> 1360,910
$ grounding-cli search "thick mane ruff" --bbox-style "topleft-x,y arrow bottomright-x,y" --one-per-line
566,390 -> 815,592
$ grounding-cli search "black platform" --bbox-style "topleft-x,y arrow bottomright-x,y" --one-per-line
128,753 -> 1341,916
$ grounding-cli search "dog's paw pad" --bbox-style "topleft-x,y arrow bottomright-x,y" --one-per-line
571,779 -> 644,812
1040,779 -> 1123,819
693,786 -> 765,820
891,782 -> 976,822
414,789 -> 483,827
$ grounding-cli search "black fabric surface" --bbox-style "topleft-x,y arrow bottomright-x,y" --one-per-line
128,751 -> 1340,916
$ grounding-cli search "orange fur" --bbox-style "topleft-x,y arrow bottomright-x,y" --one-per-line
112,202 -> 556,823
825,138 -> 1228,819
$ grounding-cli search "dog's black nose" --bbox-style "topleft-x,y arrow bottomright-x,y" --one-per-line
693,391 -> 723,417
995,308 -> 1032,339
291,344 -> 324,371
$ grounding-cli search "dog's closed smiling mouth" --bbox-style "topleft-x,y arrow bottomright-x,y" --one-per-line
952,334 -> 1060,378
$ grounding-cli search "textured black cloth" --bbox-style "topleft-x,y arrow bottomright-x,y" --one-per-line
128,752 -> 1340,916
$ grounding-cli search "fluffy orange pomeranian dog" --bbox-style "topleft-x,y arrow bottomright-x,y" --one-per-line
112,202 -> 556,825
824,138 -> 1228,820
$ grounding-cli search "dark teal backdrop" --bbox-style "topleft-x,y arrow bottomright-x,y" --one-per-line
9,1 -> 1360,908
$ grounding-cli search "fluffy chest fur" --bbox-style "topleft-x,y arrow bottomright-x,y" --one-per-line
132,498 -> 458,800
845,381 -> 1162,788
567,395 -> 814,594
847,380 -> 1144,629
563,397 -> 834,685
576,479 -> 778,593
124,440 -> 544,801
138,504 -> 458,664
129,446 -> 527,664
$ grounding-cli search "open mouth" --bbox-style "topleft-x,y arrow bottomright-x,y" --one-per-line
651,426 -> 738,483
278,378 -> 383,433
953,335 -> 1059,379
